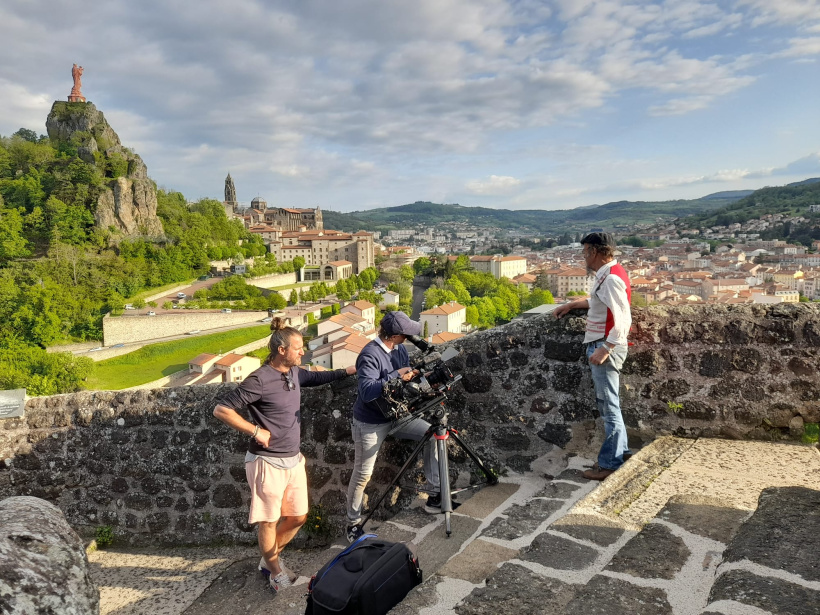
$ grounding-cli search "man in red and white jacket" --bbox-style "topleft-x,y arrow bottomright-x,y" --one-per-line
554,232 -> 632,480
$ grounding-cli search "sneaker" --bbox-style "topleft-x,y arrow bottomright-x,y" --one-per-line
346,524 -> 364,544
269,571 -> 292,593
259,558 -> 296,583
424,494 -> 441,514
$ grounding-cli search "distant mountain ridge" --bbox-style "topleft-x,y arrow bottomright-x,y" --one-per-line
322,178 -> 820,236
701,190 -> 755,200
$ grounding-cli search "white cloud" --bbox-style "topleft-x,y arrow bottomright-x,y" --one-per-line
777,36 -> 820,57
737,0 -> 820,28
1,0 -> 818,211
465,175 -> 522,195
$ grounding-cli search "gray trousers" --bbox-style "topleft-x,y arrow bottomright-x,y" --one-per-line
345,417 -> 440,525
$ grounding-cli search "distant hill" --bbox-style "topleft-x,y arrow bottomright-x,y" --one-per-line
323,195 -> 744,235
323,178 -> 820,236
701,190 -> 755,200
687,179 -> 820,228
786,177 -> 820,187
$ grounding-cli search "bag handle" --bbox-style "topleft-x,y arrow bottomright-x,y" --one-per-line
316,533 -> 377,584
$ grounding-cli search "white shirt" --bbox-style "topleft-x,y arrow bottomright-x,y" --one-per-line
375,336 -> 393,354
583,260 -> 631,346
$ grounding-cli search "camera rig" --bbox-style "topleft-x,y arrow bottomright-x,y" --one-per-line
374,336 -> 462,421
359,335 -> 498,537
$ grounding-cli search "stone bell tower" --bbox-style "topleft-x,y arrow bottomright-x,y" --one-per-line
224,173 -> 239,216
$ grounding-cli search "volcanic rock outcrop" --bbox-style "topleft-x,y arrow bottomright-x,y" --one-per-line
46,101 -> 163,238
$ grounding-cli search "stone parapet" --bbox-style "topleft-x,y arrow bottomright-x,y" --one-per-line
1,304 -> 818,546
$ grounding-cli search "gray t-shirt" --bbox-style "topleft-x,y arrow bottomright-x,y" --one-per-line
216,364 -> 347,457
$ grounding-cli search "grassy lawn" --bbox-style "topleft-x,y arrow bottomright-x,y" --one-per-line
245,347 -> 269,361
87,325 -> 271,390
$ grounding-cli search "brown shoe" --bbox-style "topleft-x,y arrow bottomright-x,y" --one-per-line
582,467 -> 614,481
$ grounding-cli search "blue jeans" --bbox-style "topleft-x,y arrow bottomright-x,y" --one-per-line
587,340 -> 630,470
345,417 -> 439,526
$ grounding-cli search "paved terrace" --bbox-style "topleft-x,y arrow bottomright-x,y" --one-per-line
88,437 -> 820,615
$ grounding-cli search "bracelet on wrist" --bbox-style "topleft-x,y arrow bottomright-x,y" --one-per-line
252,425 -> 260,439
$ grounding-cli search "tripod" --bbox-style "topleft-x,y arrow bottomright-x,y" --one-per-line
356,394 -> 499,537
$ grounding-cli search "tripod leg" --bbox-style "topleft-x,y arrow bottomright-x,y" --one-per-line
434,426 -> 453,537
358,429 -> 433,531
449,430 -> 499,486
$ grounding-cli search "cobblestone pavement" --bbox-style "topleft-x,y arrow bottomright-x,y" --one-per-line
88,438 -> 820,615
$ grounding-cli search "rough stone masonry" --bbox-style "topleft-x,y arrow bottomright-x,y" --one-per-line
0,303 -> 818,546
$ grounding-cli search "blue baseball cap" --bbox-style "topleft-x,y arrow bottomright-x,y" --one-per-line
381,311 -> 421,336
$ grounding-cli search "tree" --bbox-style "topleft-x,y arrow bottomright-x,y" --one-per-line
465,305 -> 479,327
388,281 -> 412,305
289,289 -> 298,305
12,128 -> 39,143
524,288 -> 554,310
293,256 -> 305,271
269,293 -> 286,310
535,273 -> 551,290
399,264 -> 415,283
472,296 -> 497,329
0,208 -> 32,264
357,290 -> 379,306
446,255 -> 471,278
423,320 -> 429,338
424,286 -> 456,308
413,257 -> 431,276
445,277 -> 471,305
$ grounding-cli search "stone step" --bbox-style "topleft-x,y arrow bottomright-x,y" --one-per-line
705,486 -> 820,615
456,488 -> 756,615
554,493 -> 750,614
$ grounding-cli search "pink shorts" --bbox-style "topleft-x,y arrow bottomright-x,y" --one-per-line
245,456 -> 308,524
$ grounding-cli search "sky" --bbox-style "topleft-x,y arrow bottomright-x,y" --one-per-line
2,0 -> 820,213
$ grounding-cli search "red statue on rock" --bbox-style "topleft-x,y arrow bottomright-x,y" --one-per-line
68,64 -> 86,102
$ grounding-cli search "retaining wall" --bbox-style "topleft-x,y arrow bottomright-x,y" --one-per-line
248,272 -> 298,289
1,304 -> 818,546
102,311 -> 268,345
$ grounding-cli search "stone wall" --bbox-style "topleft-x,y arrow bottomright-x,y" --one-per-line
102,310 -> 268,345
1,304 -> 818,546
249,272 -> 298,290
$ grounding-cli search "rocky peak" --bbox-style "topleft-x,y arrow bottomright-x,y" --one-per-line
46,101 -> 162,238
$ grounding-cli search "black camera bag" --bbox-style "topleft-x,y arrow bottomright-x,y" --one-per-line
305,535 -> 422,615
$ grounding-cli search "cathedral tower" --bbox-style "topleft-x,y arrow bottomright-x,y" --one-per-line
223,173 -> 239,215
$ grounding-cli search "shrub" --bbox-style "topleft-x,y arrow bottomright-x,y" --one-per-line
95,525 -> 114,548
302,505 -> 332,542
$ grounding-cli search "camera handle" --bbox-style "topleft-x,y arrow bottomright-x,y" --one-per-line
357,399 -> 499,538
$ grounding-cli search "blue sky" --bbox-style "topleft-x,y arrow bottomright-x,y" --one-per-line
1,0 -> 819,212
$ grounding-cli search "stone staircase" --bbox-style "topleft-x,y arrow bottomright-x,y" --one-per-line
88,437 -> 820,615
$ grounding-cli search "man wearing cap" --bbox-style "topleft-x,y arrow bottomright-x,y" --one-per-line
554,232 -> 632,481
344,310 -> 440,543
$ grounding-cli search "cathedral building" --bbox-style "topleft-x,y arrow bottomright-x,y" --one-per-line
223,173 -> 371,280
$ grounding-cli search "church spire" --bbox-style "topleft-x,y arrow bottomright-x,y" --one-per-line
224,173 -> 239,214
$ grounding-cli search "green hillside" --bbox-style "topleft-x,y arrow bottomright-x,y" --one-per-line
0,125 -> 267,395
686,179 -> 820,228
324,196 -> 743,235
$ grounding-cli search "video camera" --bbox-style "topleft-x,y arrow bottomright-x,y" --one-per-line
376,335 -> 462,421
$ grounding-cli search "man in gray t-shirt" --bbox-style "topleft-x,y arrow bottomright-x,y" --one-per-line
214,321 -> 354,593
